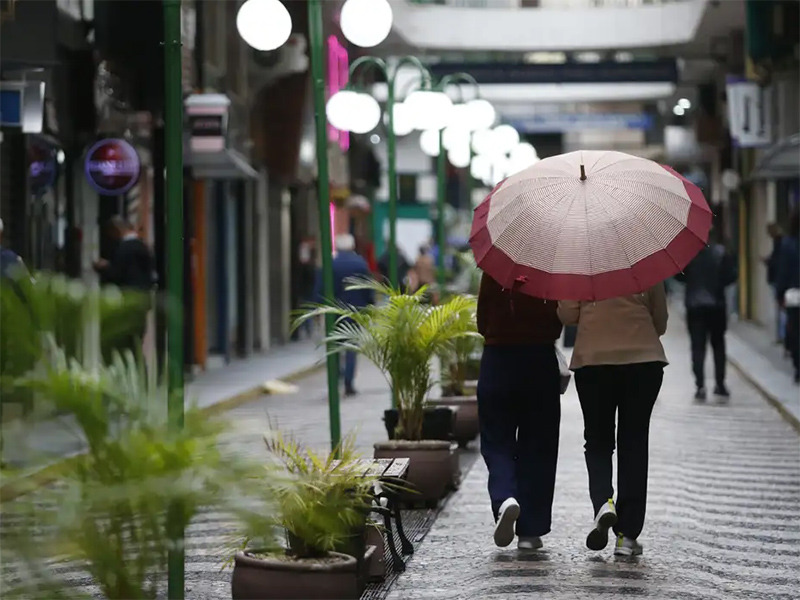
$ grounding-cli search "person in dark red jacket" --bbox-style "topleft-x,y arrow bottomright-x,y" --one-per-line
476,272 -> 563,551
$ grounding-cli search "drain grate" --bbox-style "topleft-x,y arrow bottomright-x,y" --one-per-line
360,447 -> 481,600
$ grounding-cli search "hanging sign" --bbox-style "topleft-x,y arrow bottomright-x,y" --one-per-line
185,94 -> 230,153
84,138 -> 141,195
726,77 -> 773,148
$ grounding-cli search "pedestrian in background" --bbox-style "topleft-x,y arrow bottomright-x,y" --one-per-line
558,283 -> 668,557
765,223 -> 785,344
775,212 -> 799,384
316,234 -> 373,396
413,244 -> 438,303
674,230 -> 737,400
377,243 -> 411,291
92,216 -> 156,358
476,273 -> 562,551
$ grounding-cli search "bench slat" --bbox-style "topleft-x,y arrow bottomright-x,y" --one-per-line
383,458 -> 409,478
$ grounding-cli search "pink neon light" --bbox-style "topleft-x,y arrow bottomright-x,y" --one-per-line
326,36 -> 350,152
329,202 -> 337,253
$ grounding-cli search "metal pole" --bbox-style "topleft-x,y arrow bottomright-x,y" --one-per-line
163,0 -> 184,598
386,83 -> 398,289
309,0 -> 342,452
436,130 -> 446,294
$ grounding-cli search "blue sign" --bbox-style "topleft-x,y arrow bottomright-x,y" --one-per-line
84,139 -> 141,196
0,89 -> 22,127
428,59 -> 678,85
510,113 -> 654,133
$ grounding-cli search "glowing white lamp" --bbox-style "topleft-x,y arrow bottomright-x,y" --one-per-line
348,93 -> 382,134
405,90 -> 453,131
326,90 -> 360,131
442,126 -> 471,153
419,129 -> 441,157
340,0 -> 393,48
492,125 -> 520,154
464,98 -> 496,131
470,154 -> 492,182
448,147 -> 471,169
471,128 -> 495,155
389,102 -> 414,137
236,0 -> 293,51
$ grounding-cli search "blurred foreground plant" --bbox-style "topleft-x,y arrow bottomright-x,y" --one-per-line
1,341 -> 262,598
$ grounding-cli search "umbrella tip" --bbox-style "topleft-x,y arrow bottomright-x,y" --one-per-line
580,164 -> 587,181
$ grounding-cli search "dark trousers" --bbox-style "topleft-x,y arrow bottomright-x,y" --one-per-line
341,351 -> 357,392
686,306 -> 727,389
477,344 -> 561,537
575,362 -> 663,540
786,307 -> 800,378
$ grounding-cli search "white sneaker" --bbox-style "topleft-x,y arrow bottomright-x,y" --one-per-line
518,536 -> 543,551
586,499 -> 618,551
614,535 -> 643,556
493,498 -> 520,547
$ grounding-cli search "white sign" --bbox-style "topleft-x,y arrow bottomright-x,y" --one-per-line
726,79 -> 773,148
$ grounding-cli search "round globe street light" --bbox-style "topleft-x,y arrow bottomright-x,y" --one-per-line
442,126 -> 471,153
340,0 -> 393,48
419,129 -> 441,157
464,98 -> 496,131
448,147 -> 471,169
389,102 -> 415,137
492,124 -> 520,155
470,153 -> 492,182
326,90 -> 360,131
471,128 -> 495,155
329,56 -> 437,296
236,0 -> 293,51
405,89 -> 453,131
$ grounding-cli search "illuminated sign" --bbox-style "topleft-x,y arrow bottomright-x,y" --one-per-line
327,36 -> 349,152
84,138 -> 141,195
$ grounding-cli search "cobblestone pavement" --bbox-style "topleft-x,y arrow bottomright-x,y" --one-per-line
386,326 -> 800,600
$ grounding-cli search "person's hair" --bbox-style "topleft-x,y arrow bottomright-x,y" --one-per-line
767,222 -> 783,237
418,244 -> 428,256
109,215 -> 133,232
334,233 -> 355,252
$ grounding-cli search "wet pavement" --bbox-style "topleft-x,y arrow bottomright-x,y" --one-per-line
386,326 -> 800,600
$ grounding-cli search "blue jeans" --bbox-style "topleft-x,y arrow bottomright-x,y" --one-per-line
341,351 -> 357,391
477,344 -> 561,537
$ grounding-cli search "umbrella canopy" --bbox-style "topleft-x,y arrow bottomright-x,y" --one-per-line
470,150 -> 713,301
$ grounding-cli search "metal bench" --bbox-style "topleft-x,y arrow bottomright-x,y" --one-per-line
331,457 -> 413,574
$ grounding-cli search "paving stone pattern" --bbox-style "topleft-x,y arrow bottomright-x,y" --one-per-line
386,327 -> 800,600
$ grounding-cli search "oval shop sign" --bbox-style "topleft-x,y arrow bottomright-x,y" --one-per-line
84,138 -> 141,195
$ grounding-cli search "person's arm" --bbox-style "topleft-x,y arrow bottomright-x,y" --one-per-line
648,282 -> 669,336
557,300 -> 580,326
721,250 -> 738,287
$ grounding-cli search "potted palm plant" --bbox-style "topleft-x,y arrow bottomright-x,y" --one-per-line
296,278 -> 479,503
429,297 -> 483,448
228,431 -> 383,600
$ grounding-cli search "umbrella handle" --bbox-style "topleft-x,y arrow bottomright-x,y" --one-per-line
580,164 -> 587,181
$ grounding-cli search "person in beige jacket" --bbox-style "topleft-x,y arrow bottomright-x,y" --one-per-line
557,283 -> 668,558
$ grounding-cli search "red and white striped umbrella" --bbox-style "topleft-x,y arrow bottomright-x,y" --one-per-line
470,150 -> 713,301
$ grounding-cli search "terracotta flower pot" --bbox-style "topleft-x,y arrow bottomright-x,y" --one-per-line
231,551 -> 359,600
427,396 -> 479,448
373,440 -> 452,504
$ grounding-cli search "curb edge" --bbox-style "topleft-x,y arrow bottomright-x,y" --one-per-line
0,361 -> 326,502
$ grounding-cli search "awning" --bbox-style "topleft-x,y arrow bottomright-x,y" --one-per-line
187,148 -> 258,180
751,135 -> 800,181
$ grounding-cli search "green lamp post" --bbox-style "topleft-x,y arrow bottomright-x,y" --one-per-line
163,1 -> 185,597
327,58 -> 453,289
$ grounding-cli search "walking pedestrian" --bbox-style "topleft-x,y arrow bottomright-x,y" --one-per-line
775,212 -> 800,384
558,283 -> 668,557
316,234 -> 373,396
674,231 -> 737,400
92,216 -> 156,358
476,273 -> 562,551
377,244 -> 411,291
413,244 -> 437,302
765,223 -> 785,343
